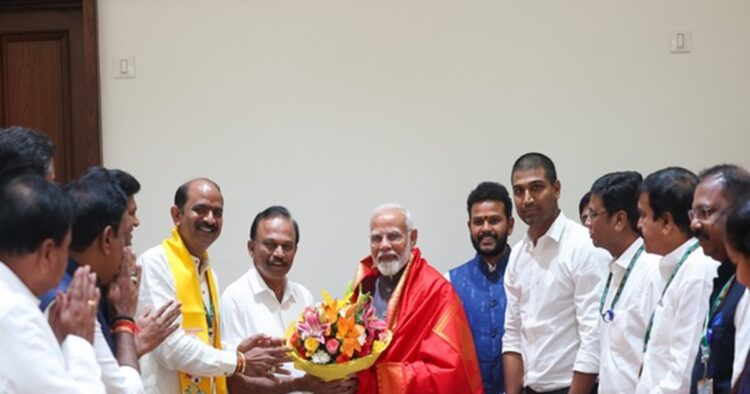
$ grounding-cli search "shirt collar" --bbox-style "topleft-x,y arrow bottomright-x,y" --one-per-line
612,237 -> 645,270
659,238 -> 697,277
524,211 -> 567,249
0,261 -> 40,305
475,248 -> 511,281
190,254 -> 209,277
247,266 -> 292,304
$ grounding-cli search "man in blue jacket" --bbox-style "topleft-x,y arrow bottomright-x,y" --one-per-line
448,181 -> 514,394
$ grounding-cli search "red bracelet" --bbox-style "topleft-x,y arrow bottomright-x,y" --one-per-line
112,319 -> 139,334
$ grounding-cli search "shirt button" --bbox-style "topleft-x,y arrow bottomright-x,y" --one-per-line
490,299 -> 498,308
491,328 -> 497,338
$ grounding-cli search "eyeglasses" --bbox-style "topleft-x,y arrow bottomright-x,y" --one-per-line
587,208 -> 609,221
688,205 -> 722,222
370,231 -> 405,245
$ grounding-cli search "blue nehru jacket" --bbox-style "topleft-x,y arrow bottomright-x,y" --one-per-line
449,249 -> 510,394
40,258 -> 116,353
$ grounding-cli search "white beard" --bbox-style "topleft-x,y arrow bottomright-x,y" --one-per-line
375,245 -> 411,277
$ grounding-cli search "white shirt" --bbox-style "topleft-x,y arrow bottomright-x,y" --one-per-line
220,266 -> 314,391
733,289 -> 750,386
598,238 -> 661,394
137,244 -> 237,394
502,212 -> 610,391
0,262 -> 105,394
93,319 -> 144,394
636,239 -> 719,394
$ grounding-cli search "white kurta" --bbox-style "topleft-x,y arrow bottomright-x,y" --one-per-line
0,262 -> 105,393
137,244 -> 237,394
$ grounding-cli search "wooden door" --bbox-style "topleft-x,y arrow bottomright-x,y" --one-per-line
0,0 -> 101,183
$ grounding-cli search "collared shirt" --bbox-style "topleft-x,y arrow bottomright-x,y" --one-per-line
220,266 -> 314,392
0,262 -> 105,393
137,244 -> 237,394
733,290 -> 750,386
503,212 -> 610,392
636,239 -> 719,394
41,259 -> 143,394
598,238 -> 661,394
448,250 -> 510,394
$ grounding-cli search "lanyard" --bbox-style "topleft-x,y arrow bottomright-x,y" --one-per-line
699,274 -> 736,373
642,241 -> 700,353
599,245 -> 645,322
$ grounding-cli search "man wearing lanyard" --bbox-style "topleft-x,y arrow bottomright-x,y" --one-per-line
635,167 -> 720,393
689,165 -> 750,393
585,171 -> 661,393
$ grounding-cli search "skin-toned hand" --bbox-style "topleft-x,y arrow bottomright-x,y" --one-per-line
48,266 -> 100,344
135,300 -> 182,357
106,247 -> 140,318
297,375 -> 358,394
236,335 -> 292,380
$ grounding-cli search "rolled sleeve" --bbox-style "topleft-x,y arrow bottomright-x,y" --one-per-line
572,248 -> 608,373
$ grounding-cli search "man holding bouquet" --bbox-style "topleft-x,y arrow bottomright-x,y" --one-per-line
351,203 -> 483,394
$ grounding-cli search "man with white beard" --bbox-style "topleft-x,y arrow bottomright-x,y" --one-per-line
350,204 -> 483,394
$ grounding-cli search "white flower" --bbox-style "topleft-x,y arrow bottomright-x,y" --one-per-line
358,331 -> 367,346
311,350 -> 331,365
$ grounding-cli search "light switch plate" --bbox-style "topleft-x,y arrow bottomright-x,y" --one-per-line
115,55 -> 136,79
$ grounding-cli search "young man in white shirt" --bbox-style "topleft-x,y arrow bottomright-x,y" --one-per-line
137,178 -> 292,394
221,205 -> 356,394
635,167 -> 719,393
503,152 -> 610,394
586,171 -> 661,393
0,174 -> 105,393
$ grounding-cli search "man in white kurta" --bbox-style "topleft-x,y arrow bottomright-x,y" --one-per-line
0,174 -> 105,393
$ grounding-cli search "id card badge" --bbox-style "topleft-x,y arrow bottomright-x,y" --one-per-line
697,378 -> 714,394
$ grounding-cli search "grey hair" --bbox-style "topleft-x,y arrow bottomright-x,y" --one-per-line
371,203 -> 414,231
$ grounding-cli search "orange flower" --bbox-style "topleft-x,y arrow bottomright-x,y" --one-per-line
336,307 -> 365,358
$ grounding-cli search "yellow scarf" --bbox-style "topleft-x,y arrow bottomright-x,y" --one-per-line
163,227 -> 227,394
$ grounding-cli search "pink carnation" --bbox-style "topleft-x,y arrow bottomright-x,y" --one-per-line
326,338 -> 340,354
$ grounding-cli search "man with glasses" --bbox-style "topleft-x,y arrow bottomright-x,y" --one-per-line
688,165 -> 750,393
635,167 -> 719,393
503,153 -> 609,394
352,203 -> 483,393
586,171 -> 660,393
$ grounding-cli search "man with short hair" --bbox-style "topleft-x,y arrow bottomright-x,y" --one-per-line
41,167 -> 146,393
688,165 -> 750,393
0,174 -> 105,393
221,205 -> 355,393
0,126 -> 56,182
109,169 -> 141,247
586,171 -> 661,393
138,178 -> 291,394
447,181 -> 514,394
503,152 -> 610,394
579,191 -> 592,227
353,203 -> 483,393
635,167 -> 719,393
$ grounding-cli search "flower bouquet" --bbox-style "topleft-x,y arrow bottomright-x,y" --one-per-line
286,284 -> 392,382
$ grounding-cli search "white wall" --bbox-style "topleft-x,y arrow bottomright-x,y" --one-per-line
98,0 -> 750,297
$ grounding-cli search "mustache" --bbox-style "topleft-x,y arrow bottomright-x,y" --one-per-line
694,229 -> 709,240
376,251 -> 400,263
